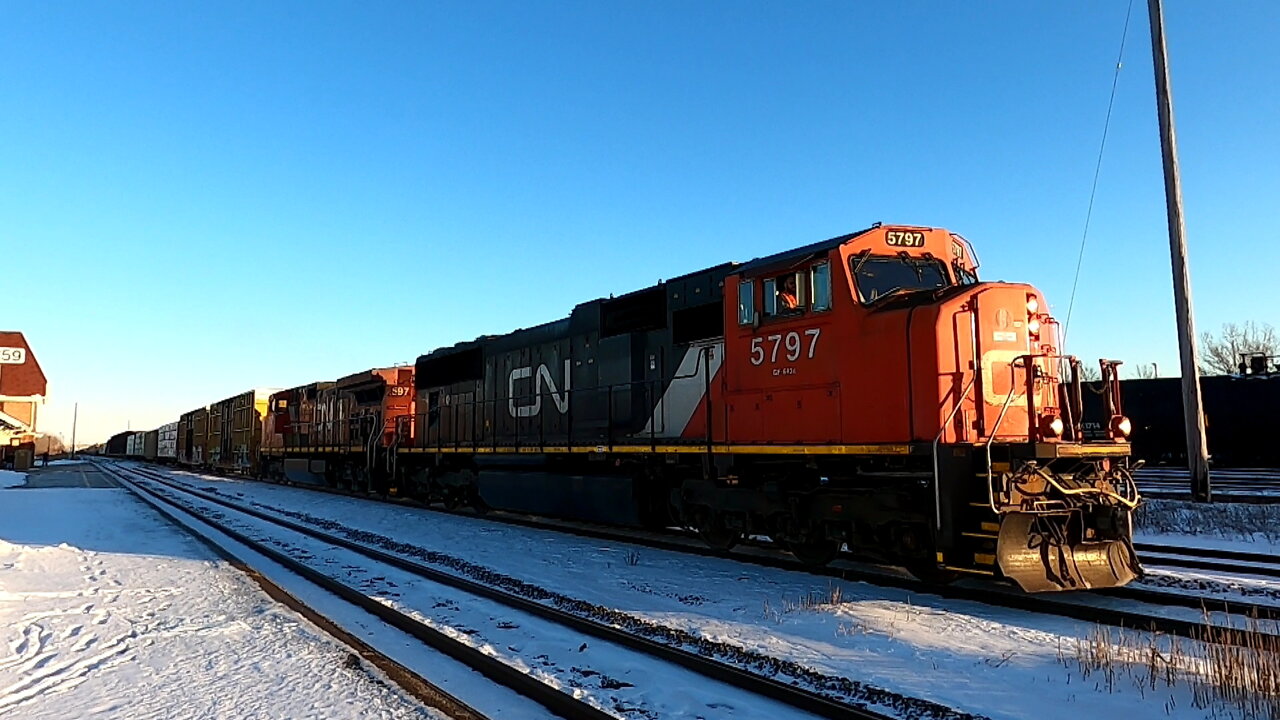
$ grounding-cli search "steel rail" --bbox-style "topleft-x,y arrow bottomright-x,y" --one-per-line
105,461 -> 911,720
100,462 -> 616,720
124,461 -> 1280,649
98,463 -> 491,720
1135,542 -> 1280,580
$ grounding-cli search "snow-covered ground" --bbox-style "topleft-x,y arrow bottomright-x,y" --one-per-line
127,474 -> 831,720
0,470 -> 26,489
0,487 -> 442,719
136,463 -> 1258,720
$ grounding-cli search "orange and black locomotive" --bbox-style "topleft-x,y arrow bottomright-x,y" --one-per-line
394,224 -> 1141,592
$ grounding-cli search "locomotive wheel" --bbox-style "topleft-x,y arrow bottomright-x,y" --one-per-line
787,538 -> 840,566
442,488 -> 462,510
698,527 -> 741,551
907,563 -> 960,586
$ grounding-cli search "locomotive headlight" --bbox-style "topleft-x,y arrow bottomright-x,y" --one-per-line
1111,416 -> 1133,439
1026,297 -> 1039,314
1040,415 -> 1065,438
1028,319 -> 1041,335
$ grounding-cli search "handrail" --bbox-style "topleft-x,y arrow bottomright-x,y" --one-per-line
933,373 -> 977,529
1025,464 -> 1140,511
985,358 -> 1026,514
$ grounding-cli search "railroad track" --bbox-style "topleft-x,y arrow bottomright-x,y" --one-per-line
1135,467 -> 1280,502
98,463 -> 505,720
112,460 -> 1280,648
100,460 -> 975,720
1135,541 -> 1280,580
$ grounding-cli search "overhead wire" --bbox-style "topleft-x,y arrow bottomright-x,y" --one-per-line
1062,0 -> 1136,349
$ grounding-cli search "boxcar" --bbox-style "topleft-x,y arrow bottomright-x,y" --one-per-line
157,421 -> 179,463
207,389 -> 273,474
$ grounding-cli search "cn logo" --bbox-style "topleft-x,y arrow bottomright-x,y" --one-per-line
508,360 -> 571,418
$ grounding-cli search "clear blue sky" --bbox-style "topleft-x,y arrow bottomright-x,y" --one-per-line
3,1 -> 1276,445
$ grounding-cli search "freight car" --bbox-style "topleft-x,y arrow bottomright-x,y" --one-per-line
157,421 -> 179,463
1085,374 -> 1280,468
208,389 -> 273,474
127,429 -> 159,461
178,407 -> 208,466
105,431 -> 134,457
396,224 -> 1142,593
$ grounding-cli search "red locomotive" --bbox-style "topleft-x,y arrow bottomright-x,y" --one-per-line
148,224 -> 1144,592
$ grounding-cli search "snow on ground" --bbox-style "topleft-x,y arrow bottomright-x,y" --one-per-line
136,478 -> 826,720
0,470 -> 27,489
149,465 -> 1247,720
0,487 -> 441,720
1137,497 -> 1280,550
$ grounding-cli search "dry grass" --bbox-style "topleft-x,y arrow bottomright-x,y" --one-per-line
762,583 -> 848,624
1061,613 -> 1280,718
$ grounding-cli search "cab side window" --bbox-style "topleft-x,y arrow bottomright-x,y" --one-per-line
762,278 -> 777,316
810,262 -> 831,311
737,279 -> 755,325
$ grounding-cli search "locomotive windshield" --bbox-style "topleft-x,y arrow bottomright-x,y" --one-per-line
851,255 -> 950,303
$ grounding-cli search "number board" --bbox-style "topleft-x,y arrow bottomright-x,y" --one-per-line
0,347 -> 26,365
885,230 -> 926,248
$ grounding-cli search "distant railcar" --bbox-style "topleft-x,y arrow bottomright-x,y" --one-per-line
178,407 -> 209,467
157,421 -> 179,463
1084,375 -> 1280,468
207,389 -> 272,474
105,431 -> 134,457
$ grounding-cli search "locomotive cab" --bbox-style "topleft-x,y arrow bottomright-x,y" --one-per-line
718,224 -> 1141,591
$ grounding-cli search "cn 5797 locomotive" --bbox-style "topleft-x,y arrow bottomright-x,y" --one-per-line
383,224 -> 1141,593
169,223 -> 1142,593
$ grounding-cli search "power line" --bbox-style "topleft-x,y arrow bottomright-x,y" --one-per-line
1062,0 -> 1135,347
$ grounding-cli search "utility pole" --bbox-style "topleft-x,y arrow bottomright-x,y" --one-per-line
71,403 -> 78,458
1148,0 -> 1211,502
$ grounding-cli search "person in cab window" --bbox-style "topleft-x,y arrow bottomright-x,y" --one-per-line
778,275 -> 800,312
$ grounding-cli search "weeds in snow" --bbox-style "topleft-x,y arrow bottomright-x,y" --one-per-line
624,550 -> 640,567
1059,613 -> 1280,718
761,583 -> 846,621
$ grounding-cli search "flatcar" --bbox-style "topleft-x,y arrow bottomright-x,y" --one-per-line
395,224 -> 1141,592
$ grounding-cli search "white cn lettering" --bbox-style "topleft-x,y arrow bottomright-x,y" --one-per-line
508,359 -> 571,418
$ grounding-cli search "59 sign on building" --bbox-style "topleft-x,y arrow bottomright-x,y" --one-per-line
0,347 -> 27,365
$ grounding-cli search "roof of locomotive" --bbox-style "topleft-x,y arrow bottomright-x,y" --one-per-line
414,225 -> 896,365
735,225 -> 878,275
